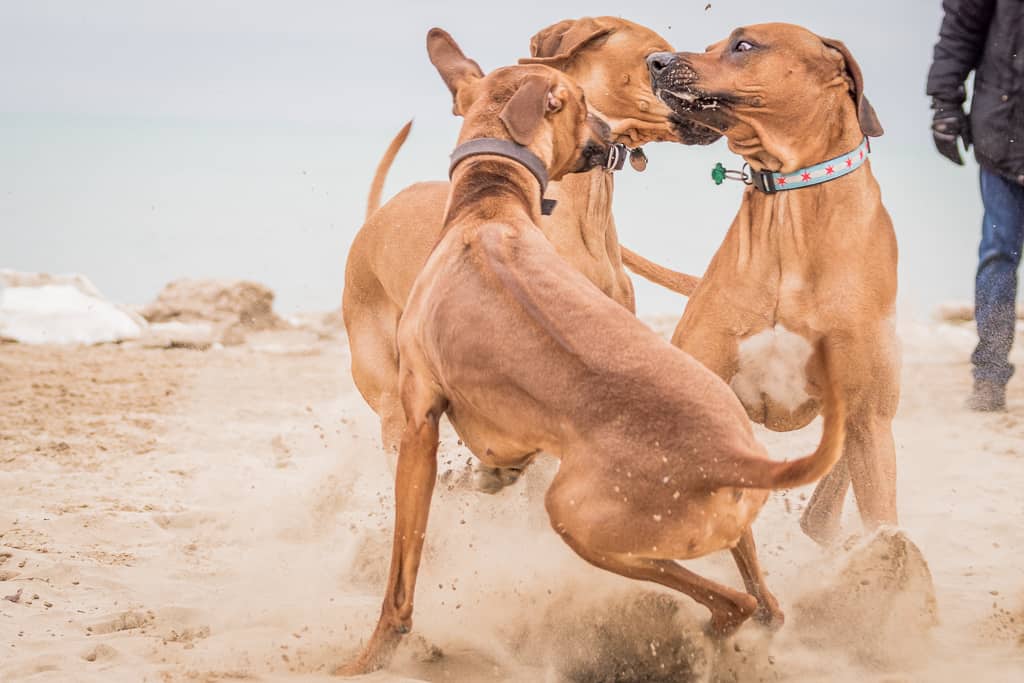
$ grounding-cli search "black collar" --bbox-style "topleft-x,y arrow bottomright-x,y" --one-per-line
448,138 -> 558,215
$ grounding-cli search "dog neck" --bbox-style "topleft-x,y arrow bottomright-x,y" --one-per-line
547,169 -> 616,254
736,149 -> 881,251
444,157 -> 545,229
731,95 -> 867,175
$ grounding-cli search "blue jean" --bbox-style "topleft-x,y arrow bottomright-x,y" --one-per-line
973,167 -> 1024,386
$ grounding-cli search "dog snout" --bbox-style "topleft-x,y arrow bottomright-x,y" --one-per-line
576,114 -> 615,173
647,52 -> 677,80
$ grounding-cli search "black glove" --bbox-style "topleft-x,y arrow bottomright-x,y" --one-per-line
931,100 -> 971,166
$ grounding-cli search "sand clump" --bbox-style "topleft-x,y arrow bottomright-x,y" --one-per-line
537,590 -> 710,683
793,528 -> 938,667
138,278 -> 285,347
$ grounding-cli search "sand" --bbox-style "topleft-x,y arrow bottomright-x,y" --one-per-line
1,319 -> 1023,682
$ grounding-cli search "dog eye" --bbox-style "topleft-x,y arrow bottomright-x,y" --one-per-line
734,40 -> 755,53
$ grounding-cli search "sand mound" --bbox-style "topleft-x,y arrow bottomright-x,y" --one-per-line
538,590 -> 709,683
138,278 -> 285,347
287,309 -> 345,340
793,527 -> 938,667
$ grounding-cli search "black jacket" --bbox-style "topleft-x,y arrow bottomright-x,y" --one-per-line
927,0 -> 1024,181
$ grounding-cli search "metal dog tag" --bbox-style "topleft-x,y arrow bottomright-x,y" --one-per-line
629,147 -> 648,172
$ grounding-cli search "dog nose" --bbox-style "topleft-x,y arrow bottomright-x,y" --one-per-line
647,52 -> 677,79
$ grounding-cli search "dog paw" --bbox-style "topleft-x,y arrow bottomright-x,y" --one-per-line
471,465 -> 523,494
752,603 -> 785,631
799,507 -> 842,547
704,595 -> 758,639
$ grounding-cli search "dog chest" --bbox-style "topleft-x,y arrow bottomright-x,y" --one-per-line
729,324 -> 813,414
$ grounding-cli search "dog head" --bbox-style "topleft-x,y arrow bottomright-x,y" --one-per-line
519,16 -> 721,147
428,28 -> 613,181
648,23 -> 883,171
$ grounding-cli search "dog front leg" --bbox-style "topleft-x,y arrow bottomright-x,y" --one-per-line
799,456 -> 850,545
337,408 -> 441,676
802,334 -> 899,542
842,408 -> 898,530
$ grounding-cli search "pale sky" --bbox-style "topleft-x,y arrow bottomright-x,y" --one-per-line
0,1 -> 988,316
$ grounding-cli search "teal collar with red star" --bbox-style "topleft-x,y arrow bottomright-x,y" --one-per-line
711,137 -> 871,194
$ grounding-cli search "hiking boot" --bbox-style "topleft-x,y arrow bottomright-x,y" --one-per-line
966,380 -> 1007,412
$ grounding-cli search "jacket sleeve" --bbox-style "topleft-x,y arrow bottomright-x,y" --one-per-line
926,0 -> 997,104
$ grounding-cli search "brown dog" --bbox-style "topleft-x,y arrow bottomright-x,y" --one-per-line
642,24 -> 897,543
342,17 -> 708,465
339,28 -> 846,676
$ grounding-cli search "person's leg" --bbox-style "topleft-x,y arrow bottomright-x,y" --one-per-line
970,167 -> 1024,410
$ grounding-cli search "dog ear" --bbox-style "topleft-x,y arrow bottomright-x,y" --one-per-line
427,27 -> 485,115
518,18 -> 612,67
820,36 -> 884,138
499,74 -> 553,146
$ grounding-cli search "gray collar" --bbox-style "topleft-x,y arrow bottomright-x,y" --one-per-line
448,138 -> 557,215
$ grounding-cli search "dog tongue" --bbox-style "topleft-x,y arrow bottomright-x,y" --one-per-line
629,148 -> 648,172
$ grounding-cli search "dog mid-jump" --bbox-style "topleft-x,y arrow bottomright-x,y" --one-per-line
339,28 -> 846,676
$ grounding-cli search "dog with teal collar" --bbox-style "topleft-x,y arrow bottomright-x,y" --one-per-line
713,137 -> 872,193
632,24 -> 905,555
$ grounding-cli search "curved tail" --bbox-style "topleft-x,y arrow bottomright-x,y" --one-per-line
620,246 -> 701,297
714,340 -> 846,491
366,120 -> 413,220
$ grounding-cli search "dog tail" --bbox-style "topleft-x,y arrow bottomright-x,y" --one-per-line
366,120 -> 413,220
620,246 -> 701,297
715,340 -> 846,491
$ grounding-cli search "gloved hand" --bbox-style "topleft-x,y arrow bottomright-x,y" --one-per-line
931,100 -> 971,166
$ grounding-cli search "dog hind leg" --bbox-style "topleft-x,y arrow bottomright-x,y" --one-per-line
346,296 -> 404,455
559,533 -> 757,637
729,529 -> 784,628
545,478 -> 757,637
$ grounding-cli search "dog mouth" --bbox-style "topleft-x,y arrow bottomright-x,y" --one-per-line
651,60 -> 724,113
651,61 -> 733,141
653,83 -> 731,142
668,113 -> 723,145
658,87 -> 722,113
655,86 -> 729,116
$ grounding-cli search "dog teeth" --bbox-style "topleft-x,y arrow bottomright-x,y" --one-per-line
666,90 -> 698,103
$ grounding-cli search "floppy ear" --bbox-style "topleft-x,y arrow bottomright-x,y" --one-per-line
427,27 -> 485,115
821,36 -> 884,137
499,74 -> 552,146
518,17 -> 612,67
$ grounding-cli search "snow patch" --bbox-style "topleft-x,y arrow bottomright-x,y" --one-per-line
0,281 -> 143,345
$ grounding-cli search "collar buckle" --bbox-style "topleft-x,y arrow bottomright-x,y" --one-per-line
750,168 -> 777,194
604,143 -> 628,171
